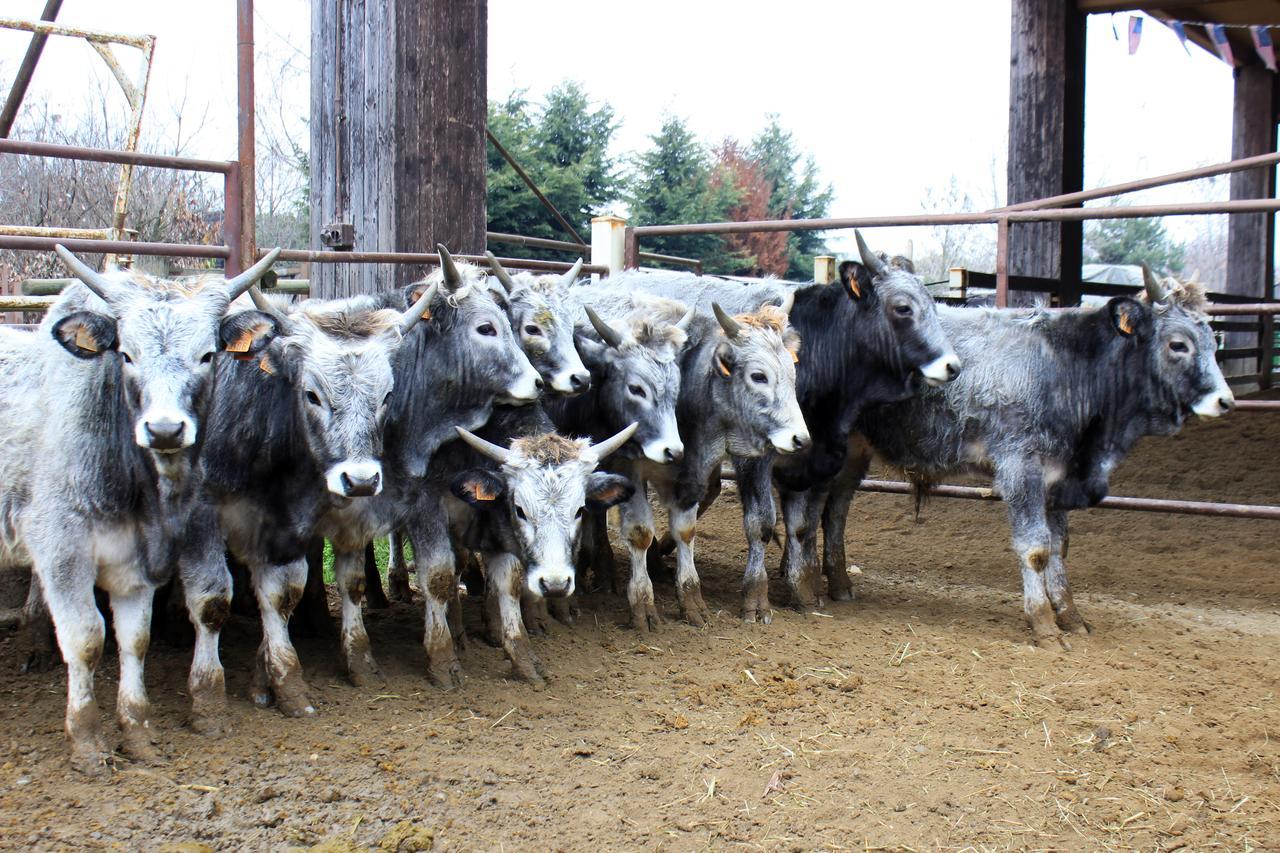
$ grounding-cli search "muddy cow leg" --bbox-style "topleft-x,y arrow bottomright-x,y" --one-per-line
108,582 -> 161,764
1045,510 -> 1091,635
521,588 -> 551,637
249,559 -> 315,716
734,454 -> 777,624
488,552 -> 546,686
179,538 -> 233,737
408,512 -> 463,689
619,480 -> 661,631
801,486 -> 829,608
997,460 -> 1065,650
363,542 -> 390,610
821,443 -> 870,603
386,528 -> 415,603
332,547 -> 385,688
779,489 -> 821,610
19,573 -> 59,673
579,511 -> 618,594
669,502 -> 710,627
290,540 -> 334,640
39,557 -> 109,776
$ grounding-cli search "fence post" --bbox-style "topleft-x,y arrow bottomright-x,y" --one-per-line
1261,306 -> 1275,391
813,255 -> 836,284
590,214 -> 627,282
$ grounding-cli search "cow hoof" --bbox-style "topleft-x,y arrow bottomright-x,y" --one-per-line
1033,631 -> 1072,652
741,607 -> 773,625
483,627 -> 504,649
70,749 -> 112,777
190,713 -> 232,737
120,732 -> 163,766
250,689 -> 273,709
276,690 -> 318,718
1055,608 -> 1093,635
631,602 -> 662,632
346,658 -> 385,690
20,649 -> 58,674
387,568 -> 415,603
426,656 -> 463,690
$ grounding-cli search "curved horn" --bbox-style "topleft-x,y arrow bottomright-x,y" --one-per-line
245,285 -> 294,334
454,425 -> 511,464
225,247 -> 283,300
584,305 -> 623,349
437,244 -> 463,291
557,257 -> 584,288
485,251 -> 518,294
712,302 -> 743,340
398,281 -> 438,335
854,230 -> 885,278
1141,263 -> 1167,303
589,422 -> 638,460
54,244 -> 116,304
675,305 -> 696,332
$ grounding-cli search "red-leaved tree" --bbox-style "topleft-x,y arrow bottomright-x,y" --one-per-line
710,139 -> 791,278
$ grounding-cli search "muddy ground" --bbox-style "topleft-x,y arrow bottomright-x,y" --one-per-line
0,400 -> 1278,851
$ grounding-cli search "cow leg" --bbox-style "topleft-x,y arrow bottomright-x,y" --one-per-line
179,546 -> 233,737
19,573 -> 59,673
520,589 -> 551,637
780,490 -> 822,610
363,542 -> 390,610
40,566 -> 109,775
619,482 -> 661,631
250,560 -> 315,716
735,454 -> 777,624
386,528 -> 414,603
997,464 -> 1064,650
1045,511 -> 1091,635
409,516 -> 463,689
489,552 -> 546,687
822,443 -> 870,602
291,541 -> 334,640
803,487 -> 829,607
670,503 -> 710,627
578,511 -> 618,594
546,591 -> 578,625
108,583 -> 160,764
332,547 -> 384,688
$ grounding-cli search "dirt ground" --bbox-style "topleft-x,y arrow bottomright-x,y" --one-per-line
1,399 -> 1278,851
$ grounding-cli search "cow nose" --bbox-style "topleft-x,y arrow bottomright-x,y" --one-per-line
945,360 -> 960,380
145,419 -> 185,450
341,470 -> 381,497
664,446 -> 683,463
792,433 -> 811,451
1218,396 -> 1234,413
534,377 -> 545,391
539,576 -> 572,598
569,372 -> 590,392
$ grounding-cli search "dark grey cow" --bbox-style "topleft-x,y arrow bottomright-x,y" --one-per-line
202,287 -> 434,715
835,269 -> 1234,648
603,232 -> 960,622
0,247 -> 278,773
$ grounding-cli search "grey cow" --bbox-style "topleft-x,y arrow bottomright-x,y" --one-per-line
0,247 -> 278,773
841,269 -> 1234,648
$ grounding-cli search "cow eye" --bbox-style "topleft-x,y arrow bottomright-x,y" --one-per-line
120,351 -> 133,364
893,304 -> 913,317
514,505 -> 527,521
1169,340 -> 1190,354
306,390 -> 322,406
200,351 -> 215,364
477,323 -> 497,337
628,384 -> 646,399
524,324 -> 543,337
575,506 -> 586,519
382,392 -> 392,406
750,371 -> 768,385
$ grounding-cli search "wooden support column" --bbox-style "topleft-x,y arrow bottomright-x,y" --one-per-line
1225,64 -> 1277,382
311,0 -> 487,299
1006,0 -> 1085,306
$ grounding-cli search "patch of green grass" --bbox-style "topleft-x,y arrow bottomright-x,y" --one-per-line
320,537 -> 413,585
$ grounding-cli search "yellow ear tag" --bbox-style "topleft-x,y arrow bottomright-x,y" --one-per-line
715,356 -> 731,377
74,325 -> 99,353
1118,313 -> 1133,335
789,348 -> 800,364
258,354 -> 276,375
469,482 -> 497,501
226,328 -> 255,353
847,277 -> 862,299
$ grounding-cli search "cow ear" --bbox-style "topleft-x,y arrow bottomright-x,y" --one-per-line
1108,297 -> 1149,338
713,340 -> 736,377
450,469 -> 505,506
585,472 -> 634,511
52,311 -> 117,359
838,261 -> 871,301
220,310 -> 280,356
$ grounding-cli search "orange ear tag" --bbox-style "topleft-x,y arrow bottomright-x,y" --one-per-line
715,357 -> 731,377
258,354 -> 276,375
74,325 -> 99,353
790,349 -> 800,364
1118,313 -> 1133,335
469,482 -> 497,501
847,278 -> 862,299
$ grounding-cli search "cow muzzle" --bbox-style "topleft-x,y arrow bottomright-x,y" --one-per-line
326,460 -> 384,497
526,565 -> 575,598
135,412 -> 197,453
769,426 -> 812,454
1192,389 -> 1235,417
499,369 -> 543,405
920,352 -> 962,387
550,367 -> 591,396
642,438 -> 684,464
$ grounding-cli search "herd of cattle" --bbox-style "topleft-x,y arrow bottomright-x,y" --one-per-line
0,233 -> 1234,775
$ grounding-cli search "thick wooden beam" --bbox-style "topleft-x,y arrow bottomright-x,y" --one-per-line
1007,0 -> 1086,305
310,0 -> 487,299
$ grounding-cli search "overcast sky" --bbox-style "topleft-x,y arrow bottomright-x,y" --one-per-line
0,0 -> 1247,258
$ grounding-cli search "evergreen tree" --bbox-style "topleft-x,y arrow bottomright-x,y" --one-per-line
1086,217 -> 1185,274
749,116 -> 834,279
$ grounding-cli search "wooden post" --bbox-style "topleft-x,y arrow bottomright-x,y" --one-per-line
1006,0 -> 1085,306
590,214 -> 627,281
310,0 -> 487,299
813,255 -> 836,285
1225,64 -> 1278,382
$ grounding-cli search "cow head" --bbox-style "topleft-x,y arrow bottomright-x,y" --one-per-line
450,424 -> 637,597
50,245 -> 281,455
842,231 -> 961,388
709,303 -> 810,456
577,298 -> 691,464
485,253 -> 591,396
1122,266 -> 1234,428
248,286 -> 435,498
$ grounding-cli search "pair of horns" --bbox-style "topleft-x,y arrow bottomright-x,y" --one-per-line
1141,263 -> 1167,303
454,422 -> 638,465
583,304 -> 695,349
55,244 -> 283,310
485,252 -> 584,294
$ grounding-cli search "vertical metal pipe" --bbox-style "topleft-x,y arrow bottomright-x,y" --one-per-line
1261,308 -> 1275,391
623,226 -> 639,270
223,165 -> 243,277
237,0 -> 257,270
0,0 -> 63,138
995,216 -> 1010,309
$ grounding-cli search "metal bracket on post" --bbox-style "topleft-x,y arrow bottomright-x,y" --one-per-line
590,215 -> 627,282
320,222 -> 356,251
